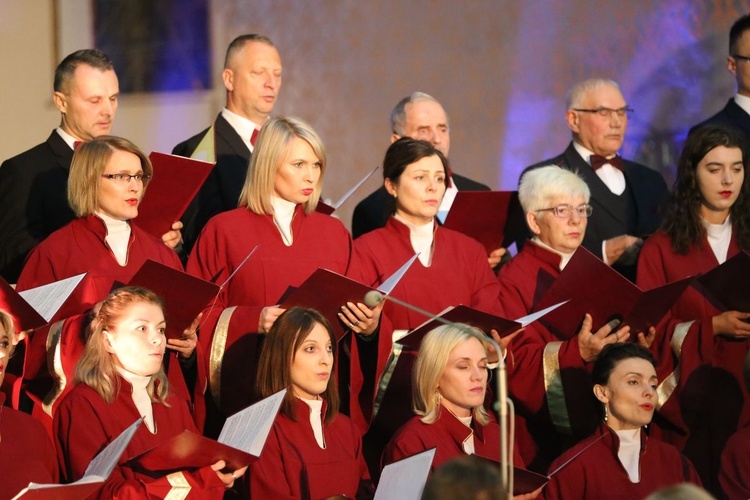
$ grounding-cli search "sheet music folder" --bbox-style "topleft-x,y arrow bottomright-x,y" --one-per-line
533,247 -> 691,339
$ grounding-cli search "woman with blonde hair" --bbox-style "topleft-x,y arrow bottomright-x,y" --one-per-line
14,136 -> 197,429
55,287 -> 244,498
250,308 -> 371,499
383,324 -> 523,473
187,116 -> 377,427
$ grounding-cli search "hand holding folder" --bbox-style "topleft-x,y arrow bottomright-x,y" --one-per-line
131,390 -> 285,472
533,247 -> 691,340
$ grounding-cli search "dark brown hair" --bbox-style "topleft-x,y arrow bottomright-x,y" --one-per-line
256,308 -> 339,424
661,125 -> 750,254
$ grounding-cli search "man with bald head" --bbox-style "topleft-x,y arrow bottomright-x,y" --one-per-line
352,92 -> 490,239
522,79 -> 668,281
173,34 -> 282,255
0,49 -> 120,282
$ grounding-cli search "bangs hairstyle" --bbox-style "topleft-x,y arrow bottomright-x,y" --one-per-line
518,165 -> 590,214
662,125 -> 750,254
0,310 -> 16,358
239,116 -> 326,215
75,286 -> 168,404
67,135 -> 153,218
382,137 -> 450,215
256,308 -> 339,424
414,324 -> 491,425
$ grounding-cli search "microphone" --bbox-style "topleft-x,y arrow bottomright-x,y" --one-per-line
365,290 -> 514,496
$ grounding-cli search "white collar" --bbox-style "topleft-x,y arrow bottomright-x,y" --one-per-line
531,237 -> 575,270
115,365 -> 150,392
702,214 -> 732,235
734,94 -> 750,117
56,127 -> 78,150
573,141 -> 618,163
95,211 -> 131,231
221,108 -> 263,150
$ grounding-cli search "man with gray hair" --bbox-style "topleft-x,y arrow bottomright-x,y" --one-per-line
521,78 -> 668,282
352,92 -> 491,239
173,34 -> 282,256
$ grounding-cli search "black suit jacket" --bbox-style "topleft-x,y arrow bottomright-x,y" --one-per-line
690,98 -> 750,144
0,131 -> 76,282
172,114 -> 251,256
522,142 -> 668,281
351,173 -> 490,239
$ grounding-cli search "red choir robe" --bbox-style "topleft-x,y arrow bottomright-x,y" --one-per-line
249,397 -> 372,500
545,424 -> 701,500
719,425 -> 750,500
186,207 -> 352,421
496,241 -> 598,469
637,230 -> 748,492
54,377 -> 226,499
497,241 -> 710,472
0,392 -> 59,499
348,217 -> 504,476
14,215 -> 203,432
382,407 -> 525,474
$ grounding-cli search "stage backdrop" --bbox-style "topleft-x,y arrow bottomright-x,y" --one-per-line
2,0 -> 748,231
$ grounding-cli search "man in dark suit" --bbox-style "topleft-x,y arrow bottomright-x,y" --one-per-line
172,34 -> 282,256
691,14 -> 750,142
352,92 -> 508,266
0,50 -> 120,283
522,79 -> 668,282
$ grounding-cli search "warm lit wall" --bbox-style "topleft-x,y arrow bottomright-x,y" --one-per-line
2,0 -> 748,231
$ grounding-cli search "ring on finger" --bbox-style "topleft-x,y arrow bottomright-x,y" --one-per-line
348,322 -> 356,329
352,320 -> 361,327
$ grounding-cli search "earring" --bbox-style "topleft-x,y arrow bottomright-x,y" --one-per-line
434,390 -> 442,405
604,405 -> 609,422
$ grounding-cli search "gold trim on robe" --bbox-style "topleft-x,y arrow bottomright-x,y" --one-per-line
209,306 -> 236,407
543,341 -> 572,435
42,319 -> 67,416
372,344 -> 403,419
165,471 -> 192,500
656,320 -> 693,411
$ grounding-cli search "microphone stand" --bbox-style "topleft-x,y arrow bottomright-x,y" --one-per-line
363,291 -> 514,498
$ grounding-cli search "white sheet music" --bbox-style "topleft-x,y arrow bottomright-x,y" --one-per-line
11,418 -> 142,499
85,418 -> 142,478
334,166 -> 379,209
218,389 -> 285,456
18,273 -> 86,322
379,253 -> 419,295
515,300 -> 569,327
375,448 -> 436,500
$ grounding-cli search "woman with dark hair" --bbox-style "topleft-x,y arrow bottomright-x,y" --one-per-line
55,287 -> 244,499
14,136 -> 197,430
187,116 -> 374,428
0,310 -> 59,499
250,307 -> 371,499
546,343 -> 701,499
637,125 -> 750,491
348,138 -> 507,468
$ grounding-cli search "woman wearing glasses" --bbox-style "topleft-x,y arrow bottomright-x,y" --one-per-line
496,165 -> 644,470
15,137 -> 198,427
636,125 -> 750,492
347,138 -> 508,474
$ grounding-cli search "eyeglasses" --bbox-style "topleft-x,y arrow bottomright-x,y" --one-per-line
537,204 -> 593,218
573,107 -> 633,119
101,173 -> 151,184
733,54 -> 750,63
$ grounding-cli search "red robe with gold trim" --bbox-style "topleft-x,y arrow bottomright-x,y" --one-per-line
54,377 -> 225,499
637,230 -> 748,493
186,207 -> 351,421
